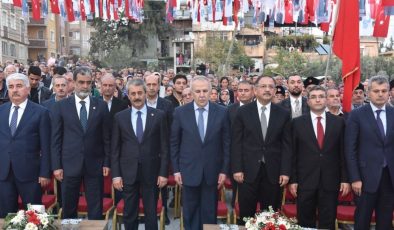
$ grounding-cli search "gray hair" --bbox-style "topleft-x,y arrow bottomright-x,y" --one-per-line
368,75 -> 389,91
52,75 -> 68,84
6,73 -> 30,87
73,66 -> 92,81
127,78 -> 146,93
191,76 -> 212,91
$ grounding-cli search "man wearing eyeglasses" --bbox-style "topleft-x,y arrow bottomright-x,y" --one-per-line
231,76 -> 291,224
289,85 -> 350,229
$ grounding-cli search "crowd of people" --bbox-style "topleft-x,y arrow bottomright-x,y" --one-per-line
0,60 -> 393,230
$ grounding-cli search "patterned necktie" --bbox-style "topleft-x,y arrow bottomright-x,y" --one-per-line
376,110 -> 385,138
293,99 -> 301,118
260,106 -> 267,140
10,105 -> 19,136
317,116 -> 324,149
80,101 -> 88,132
136,111 -> 143,143
197,108 -> 205,142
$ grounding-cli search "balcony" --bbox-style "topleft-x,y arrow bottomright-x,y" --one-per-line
28,18 -> 47,26
28,38 -> 47,48
244,43 -> 264,58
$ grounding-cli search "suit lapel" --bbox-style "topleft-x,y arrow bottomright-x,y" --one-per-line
1,103 -> 12,136
142,107 -> 154,143
188,103 -> 203,145
86,96 -> 98,132
323,112 -> 334,150
13,101 -> 34,137
204,102 -> 217,142
124,108 -> 138,140
249,101 -> 264,142
69,96 -> 84,132
304,114 -> 321,151
366,105 -> 384,142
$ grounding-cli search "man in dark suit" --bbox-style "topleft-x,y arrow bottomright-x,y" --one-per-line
171,76 -> 230,230
165,74 -> 187,108
289,85 -> 350,229
232,76 -> 291,223
27,66 -> 52,104
280,75 -> 309,118
51,67 -> 111,219
228,81 -> 254,125
0,73 -> 51,217
112,78 -> 168,230
41,75 -> 68,111
345,75 -> 394,230
100,74 -> 128,118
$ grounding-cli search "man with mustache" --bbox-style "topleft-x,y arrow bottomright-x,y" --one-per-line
0,73 -> 51,217
41,75 -> 68,111
232,76 -> 291,224
280,75 -> 310,118
51,67 -> 111,219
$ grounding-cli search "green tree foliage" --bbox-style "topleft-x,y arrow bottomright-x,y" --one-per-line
89,1 -> 173,63
195,37 -> 254,75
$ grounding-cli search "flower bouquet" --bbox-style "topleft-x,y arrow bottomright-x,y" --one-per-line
2,205 -> 56,230
243,206 -> 302,230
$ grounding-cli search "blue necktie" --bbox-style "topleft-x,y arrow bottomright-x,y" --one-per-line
197,108 -> 205,142
136,111 -> 143,143
80,101 -> 88,132
376,109 -> 385,138
10,106 -> 19,136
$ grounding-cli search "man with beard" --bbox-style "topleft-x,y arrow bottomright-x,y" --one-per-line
351,83 -> 367,110
51,67 -> 111,219
280,75 -> 309,118
27,66 -> 52,104
326,87 -> 345,117
165,74 -> 187,108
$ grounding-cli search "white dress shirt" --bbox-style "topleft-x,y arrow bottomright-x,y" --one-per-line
75,95 -> 90,119
194,102 -> 209,134
256,100 -> 271,125
310,111 -> 326,138
290,95 -> 302,110
9,99 -> 28,127
131,105 -> 147,135
370,103 -> 387,135
146,96 -> 159,109
104,97 -> 113,111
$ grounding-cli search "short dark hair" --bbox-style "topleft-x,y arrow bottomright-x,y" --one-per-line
254,76 -> 276,86
73,66 -> 92,81
173,74 -> 187,84
28,66 -> 41,77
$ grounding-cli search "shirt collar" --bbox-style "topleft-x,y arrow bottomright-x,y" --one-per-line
310,111 -> 326,121
370,103 -> 386,112
75,94 -> 90,104
12,99 -> 28,109
132,104 -> 147,114
290,95 -> 302,104
256,100 -> 271,111
194,102 -> 209,111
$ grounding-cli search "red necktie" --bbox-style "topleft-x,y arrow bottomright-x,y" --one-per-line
317,116 -> 324,149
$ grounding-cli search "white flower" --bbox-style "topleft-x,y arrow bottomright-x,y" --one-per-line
17,210 -> 25,216
40,217 -> 49,226
24,223 -> 38,230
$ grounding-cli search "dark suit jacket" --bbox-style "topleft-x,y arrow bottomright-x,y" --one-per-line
109,97 -> 128,119
156,97 -> 174,128
280,97 -> 309,117
165,94 -> 181,108
29,85 -> 52,104
41,98 -> 56,112
228,102 -> 240,126
0,100 -> 51,181
290,112 -> 347,191
51,96 -> 111,177
111,107 -> 168,185
171,102 -> 231,186
345,104 -> 394,193
231,102 -> 292,184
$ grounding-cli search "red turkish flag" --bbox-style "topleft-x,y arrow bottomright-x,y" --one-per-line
333,0 -> 360,112
284,0 -> 293,23
382,0 -> 394,6
50,0 -> 60,14
233,0 -> 240,25
90,0 -> 95,13
65,0 -> 75,22
13,0 -> 22,7
373,1 -> 390,37
80,0 -> 87,20
32,0 -> 41,20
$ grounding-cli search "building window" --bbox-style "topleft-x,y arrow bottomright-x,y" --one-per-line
50,31 -> 55,42
10,14 -> 16,30
2,41 -> 8,55
74,32 -> 80,40
69,32 -> 73,37
10,44 -> 16,57
37,30 -> 44,39
2,11 -> 8,27
19,46 -> 25,59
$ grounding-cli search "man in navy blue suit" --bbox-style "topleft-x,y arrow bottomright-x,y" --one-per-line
171,76 -> 230,230
345,75 -> 394,230
0,73 -> 51,217
51,67 -> 111,219
41,75 -> 68,111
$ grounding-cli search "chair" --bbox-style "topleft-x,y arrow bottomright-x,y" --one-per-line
18,177 -> 58,214
233,189 -> 261,224
335,192 -> 376,230
167,175 -> 181,218
57,174 -> 115,220
281,186 -> 297,219
112,192 -> 165,230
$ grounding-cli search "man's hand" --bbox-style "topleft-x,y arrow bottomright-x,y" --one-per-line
113,178 -> 123,191
157,176 -> 168,188
39,177 -> 51,188
352,181 -> 362,196
53,169 -> 63,182
103,167 -> 110,176
340,183 -> 351,197
174,173 -> 182,186
289,183 -> 298,197
217,173 -> 226,189
279,175 -> 289,187
233,172 -> 244,183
